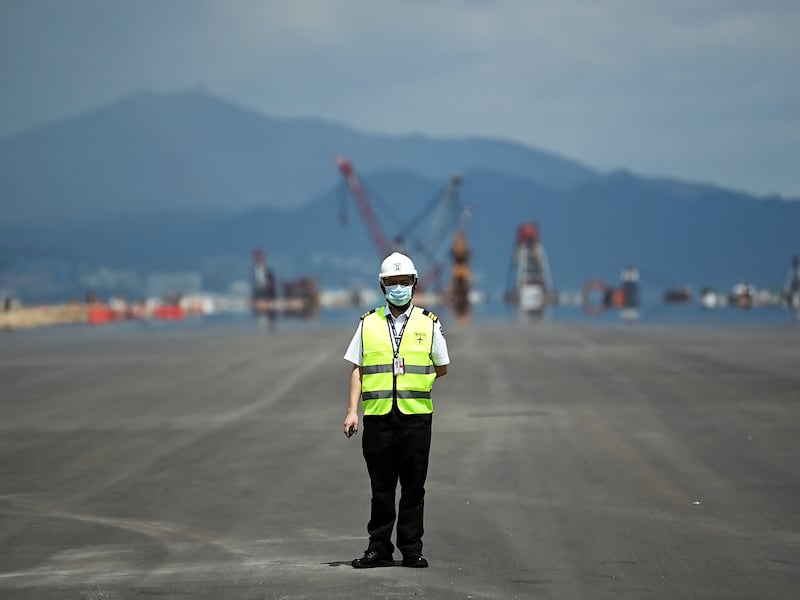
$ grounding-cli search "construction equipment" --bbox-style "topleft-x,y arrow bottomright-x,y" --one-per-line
729,281 -> 755,310
449,230 -> 472,324
334,156 -> 471,295
504,222 -> 554,319
333,156 -> 394,258
401,174 -> 471,293
662,285 -> 692,304
283,277 -> 320,319
251,247 -> 319,321
582,265 -> 640,322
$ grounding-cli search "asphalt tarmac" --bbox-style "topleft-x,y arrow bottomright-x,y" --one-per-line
1,318 -> 799,599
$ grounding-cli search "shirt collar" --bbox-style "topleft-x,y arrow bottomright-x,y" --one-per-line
383,303 -> 414,320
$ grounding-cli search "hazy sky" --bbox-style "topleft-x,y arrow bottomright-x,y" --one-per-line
1,0 -> 799,197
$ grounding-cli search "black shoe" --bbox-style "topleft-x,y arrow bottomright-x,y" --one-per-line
352,550 -> 394,569
401,553 -> 429,568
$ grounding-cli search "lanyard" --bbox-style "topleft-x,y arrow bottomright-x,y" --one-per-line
387,310 -> 410,358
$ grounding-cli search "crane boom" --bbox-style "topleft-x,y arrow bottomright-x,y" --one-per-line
334,155 -> 470,295
333,156 -> 393,258
416,186 -> 473,293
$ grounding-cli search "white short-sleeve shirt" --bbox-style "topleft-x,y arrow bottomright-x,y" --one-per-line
343,304 -> 450,367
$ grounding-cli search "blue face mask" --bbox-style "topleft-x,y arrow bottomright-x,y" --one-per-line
385,284 -> 413,307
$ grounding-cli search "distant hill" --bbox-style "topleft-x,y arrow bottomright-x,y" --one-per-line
1,90 -> 798,302
0,90 -> 596,225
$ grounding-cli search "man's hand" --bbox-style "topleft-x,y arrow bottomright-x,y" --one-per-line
343,411 -> 359,438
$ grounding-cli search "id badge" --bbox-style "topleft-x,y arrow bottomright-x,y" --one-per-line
393,357 -> 405,375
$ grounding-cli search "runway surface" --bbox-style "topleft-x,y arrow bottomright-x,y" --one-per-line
1,318 -> 799,599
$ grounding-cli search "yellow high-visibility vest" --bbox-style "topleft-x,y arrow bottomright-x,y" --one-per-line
360,306 -> 438,415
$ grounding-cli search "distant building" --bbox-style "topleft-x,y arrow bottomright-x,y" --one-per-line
79,266 -> 141,294
146,272 -> 203,298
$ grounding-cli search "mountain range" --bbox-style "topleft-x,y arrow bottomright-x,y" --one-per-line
1,91 -> 798,302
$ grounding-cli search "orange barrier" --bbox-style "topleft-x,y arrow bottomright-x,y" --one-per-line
152,305 -> 184,320
87,304 -> 117,325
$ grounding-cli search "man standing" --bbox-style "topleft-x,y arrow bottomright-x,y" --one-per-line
251,248 -> 277,329
343,252 -> 450,568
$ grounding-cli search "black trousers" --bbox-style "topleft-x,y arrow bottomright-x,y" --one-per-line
362,409 -> 432,557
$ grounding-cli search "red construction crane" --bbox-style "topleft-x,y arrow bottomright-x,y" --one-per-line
333,155 -> 470,294
333,156 -> 393,258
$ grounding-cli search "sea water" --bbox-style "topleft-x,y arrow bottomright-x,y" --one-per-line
4,298 -> 797,341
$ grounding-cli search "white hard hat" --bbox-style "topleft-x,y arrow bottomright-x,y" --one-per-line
378,252 -> 418,281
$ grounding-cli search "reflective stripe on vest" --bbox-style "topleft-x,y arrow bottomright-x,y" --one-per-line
360,307 -> 436,415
